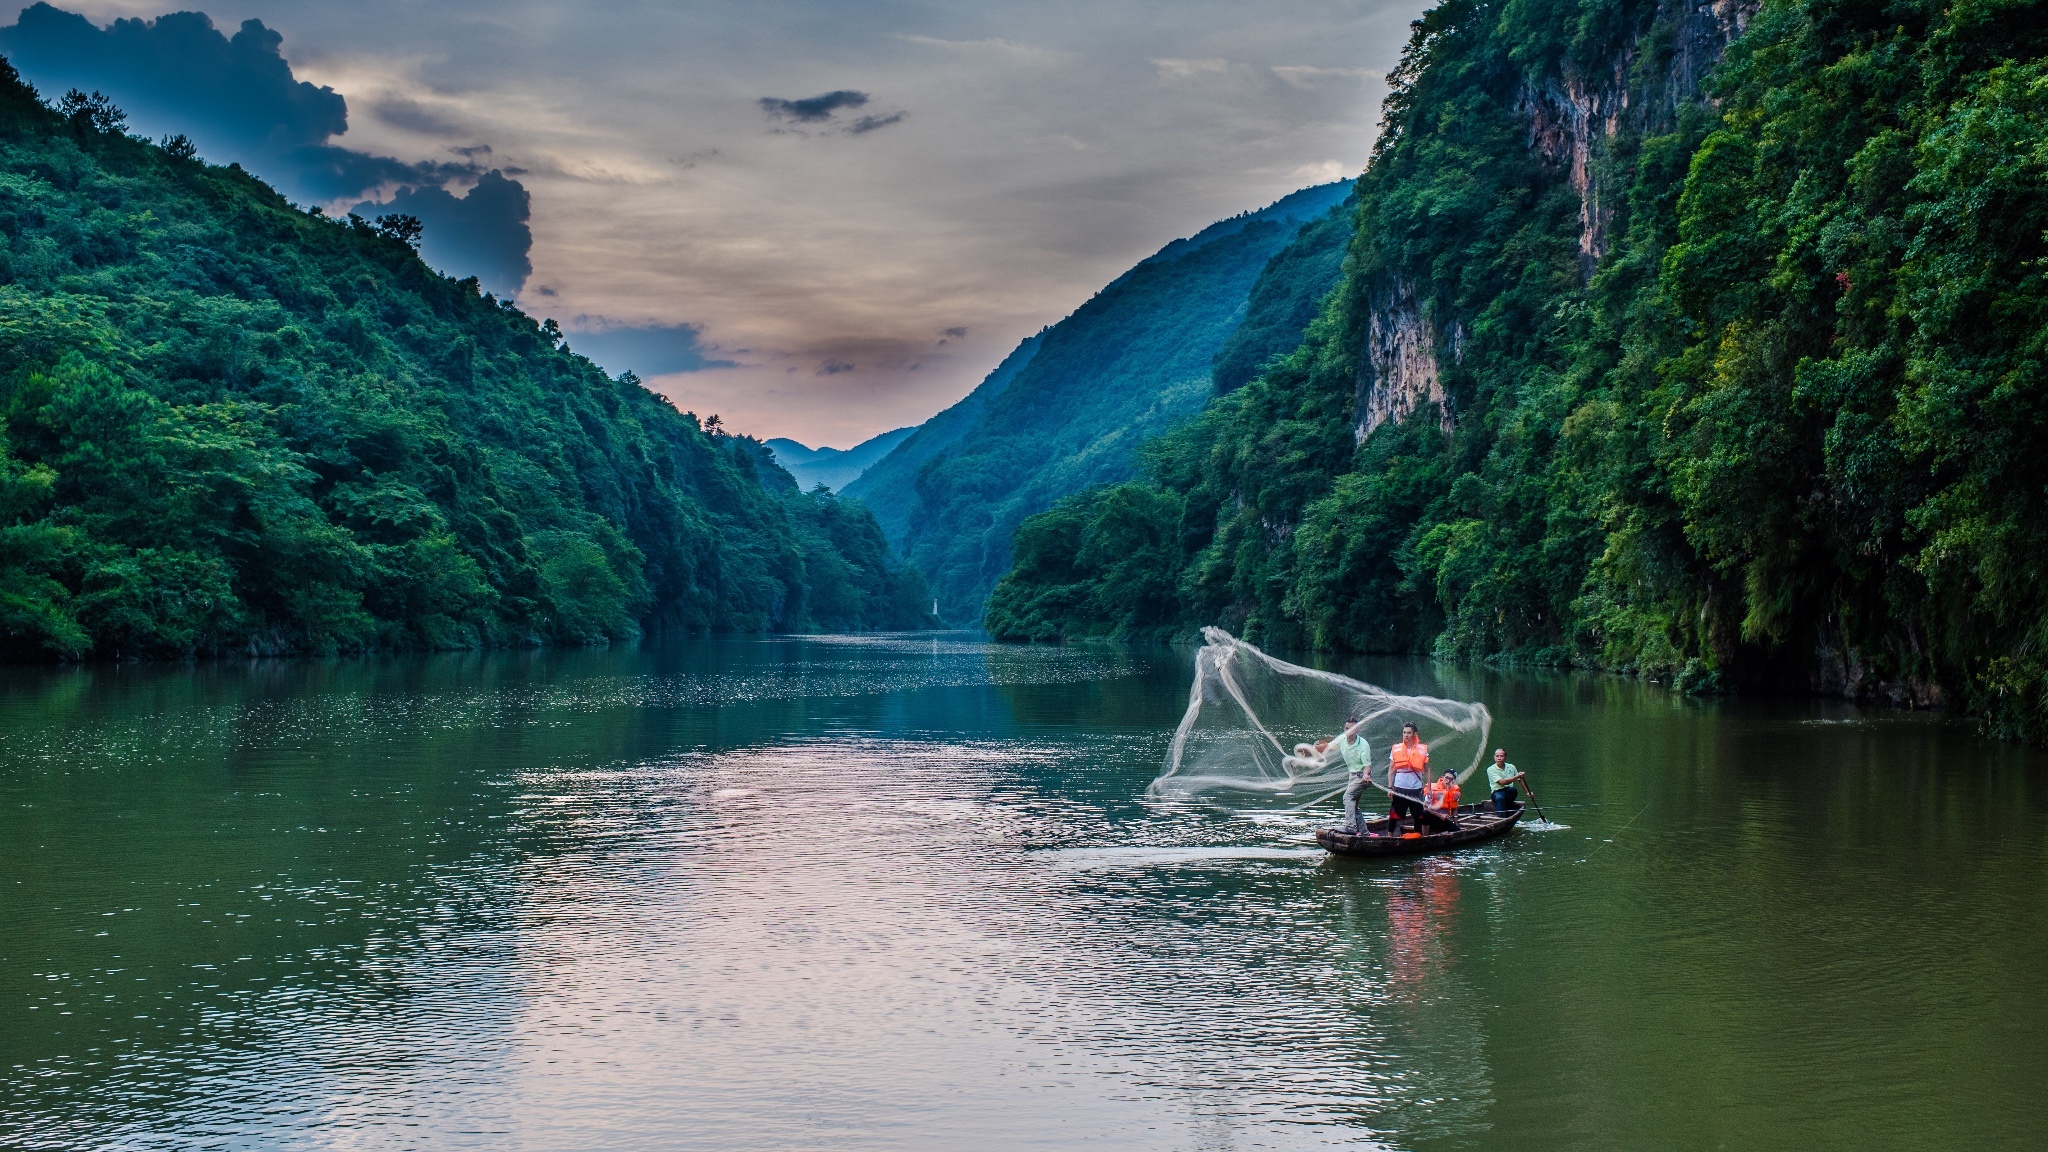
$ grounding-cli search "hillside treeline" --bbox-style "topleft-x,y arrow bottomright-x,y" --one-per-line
986,0 -> 2048,740
0,60 -> 930,659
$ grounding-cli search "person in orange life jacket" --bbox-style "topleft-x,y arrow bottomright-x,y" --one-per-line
1386,722 -> 1454,834
1424,770 -> 1461,818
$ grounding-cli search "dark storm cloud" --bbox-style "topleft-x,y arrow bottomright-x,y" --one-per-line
349,171 -> 531,298
564,322 -> 736,377
758,89 -> 905,135
0,5 -> 532,293
0,4 -> 343,150
759,89 -> 868,122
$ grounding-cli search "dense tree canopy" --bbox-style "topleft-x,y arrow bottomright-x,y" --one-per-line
0,56 -> 929,659
986,0 -> 2048,740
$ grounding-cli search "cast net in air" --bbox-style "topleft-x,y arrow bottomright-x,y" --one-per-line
1151,627 -> 1492,810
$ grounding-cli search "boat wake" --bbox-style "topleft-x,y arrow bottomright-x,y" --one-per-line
1520,819 -> 1571,831
1043,846 -> 1324,870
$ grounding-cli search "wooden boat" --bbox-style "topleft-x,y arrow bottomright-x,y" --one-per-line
1316,801 -> 1523,858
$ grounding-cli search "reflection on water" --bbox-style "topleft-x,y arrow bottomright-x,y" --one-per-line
2,635 -> 2045,1150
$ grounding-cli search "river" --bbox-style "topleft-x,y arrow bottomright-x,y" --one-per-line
2,634 -> 2043,1150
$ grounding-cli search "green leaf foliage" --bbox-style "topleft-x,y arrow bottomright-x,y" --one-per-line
0,56 -> 930,658
987,0 -> 2048,740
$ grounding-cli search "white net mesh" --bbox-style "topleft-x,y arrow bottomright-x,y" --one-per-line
1151,627 -> 1492,810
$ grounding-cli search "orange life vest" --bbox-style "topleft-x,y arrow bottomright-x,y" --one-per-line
1390,739 -> 1429,783
1426,778 -> 1460,811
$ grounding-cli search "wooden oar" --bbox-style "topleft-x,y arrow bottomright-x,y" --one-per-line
1518,772 -> 1551,824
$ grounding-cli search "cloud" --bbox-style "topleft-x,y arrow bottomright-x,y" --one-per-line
896,34 -> 1066,64
816,360 -> 855,376
1291,159 -> 1351,182
561,322 -> 736,377
0,5 -> 532,293
372,94 -> 467,136
759,89 -> 868,123
0,4 -> 343,150
759,88 -> 903,135
1151,57 -> 1230,80
1272,65 -> 1376,89
847,111 -> 905,134
350,171 -> 532,298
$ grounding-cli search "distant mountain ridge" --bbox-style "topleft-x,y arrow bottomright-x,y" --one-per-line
846,180 -> 1357,623
765,427 -> 913,492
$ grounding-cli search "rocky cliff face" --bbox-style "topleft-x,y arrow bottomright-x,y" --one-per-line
1519,0 -> 1757,266
1354,277 -> 1451,442
1350,0 -> 1756,440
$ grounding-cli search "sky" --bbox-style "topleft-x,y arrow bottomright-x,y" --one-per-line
0,0 -> 1426,448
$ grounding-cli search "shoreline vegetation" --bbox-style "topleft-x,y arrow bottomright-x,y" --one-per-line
0,59 -> 933,663
982,0 -> 2048,743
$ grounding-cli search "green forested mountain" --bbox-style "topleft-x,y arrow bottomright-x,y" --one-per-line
857,181 -> 1354,623
0,59 -> 930,659
842,331 -> 1043,544
987,0 -> 2048,740
1209,196 -> 1356,395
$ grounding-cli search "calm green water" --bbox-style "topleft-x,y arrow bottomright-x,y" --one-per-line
2,635 -> 2043,1150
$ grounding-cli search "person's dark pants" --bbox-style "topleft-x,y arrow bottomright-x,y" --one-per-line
1390,791 -> 1455,834
1492,786 -> 1518,814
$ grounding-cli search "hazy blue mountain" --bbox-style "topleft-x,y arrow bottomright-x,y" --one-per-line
764,426 -> 914,492
854,180 -> 1355,623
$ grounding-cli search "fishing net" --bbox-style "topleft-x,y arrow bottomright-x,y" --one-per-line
1151,627 -> 1492,810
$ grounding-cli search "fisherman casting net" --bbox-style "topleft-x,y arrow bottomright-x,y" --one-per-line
1152,627 -> 1491,810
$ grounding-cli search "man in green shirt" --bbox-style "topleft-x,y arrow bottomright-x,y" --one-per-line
1335,714 -> 1372,832
1486,748 -> 1524,814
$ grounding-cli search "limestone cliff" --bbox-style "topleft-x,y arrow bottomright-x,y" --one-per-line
1351,0 -> 1756,439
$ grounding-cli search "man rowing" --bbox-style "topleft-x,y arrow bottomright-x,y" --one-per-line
1486,749 -> 1525,814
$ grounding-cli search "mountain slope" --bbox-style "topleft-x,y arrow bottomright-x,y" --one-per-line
987,0 -> 2048,741
0,58 -> 929,658
862,182 -> 1355,623
842,332 -> 1042,545
1209,194 -> 1356,394
764,426 -> 913,493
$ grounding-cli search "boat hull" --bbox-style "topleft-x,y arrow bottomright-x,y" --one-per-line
1316,801 -> 1523,857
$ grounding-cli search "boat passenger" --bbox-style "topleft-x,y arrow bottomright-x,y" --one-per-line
1387,723 -> 1451,834
1424,771 -> 1461,821
1333,715 -> 1372,833
1486,749 -> 1524,814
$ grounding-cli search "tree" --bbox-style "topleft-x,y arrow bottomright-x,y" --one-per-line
57,88 -> 125,135
373,213 -> 424,251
